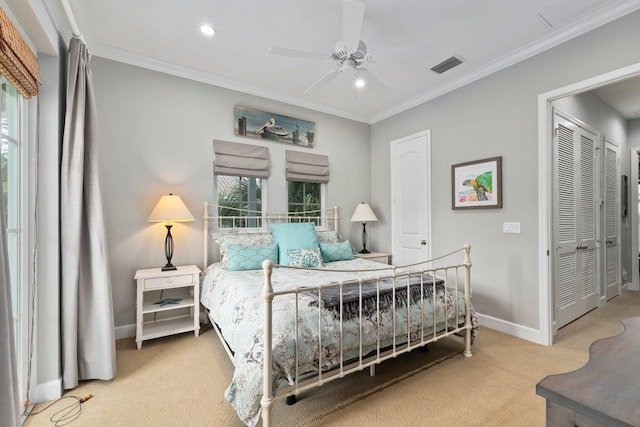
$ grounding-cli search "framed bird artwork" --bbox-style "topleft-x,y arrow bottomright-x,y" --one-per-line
451,156 -> 502,210
233,105 -> 316,148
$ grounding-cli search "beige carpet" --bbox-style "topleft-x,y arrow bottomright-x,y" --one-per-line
23,290 -> 640,427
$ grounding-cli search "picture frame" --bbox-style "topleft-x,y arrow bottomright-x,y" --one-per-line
234,105 -> 316,148
451,156 -> 502,210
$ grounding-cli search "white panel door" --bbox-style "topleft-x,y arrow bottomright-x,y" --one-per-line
553,112 -> 599,330
604,139 -> 620,301
390,130 -> 431,265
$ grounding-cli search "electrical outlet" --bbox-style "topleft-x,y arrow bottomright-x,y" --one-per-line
503,222 -> 521,234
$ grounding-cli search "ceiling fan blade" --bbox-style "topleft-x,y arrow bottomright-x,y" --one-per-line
269,46 -> 329,61
342,0 -> 365,50
304,69 -> 340,94
357,68 -> 387,94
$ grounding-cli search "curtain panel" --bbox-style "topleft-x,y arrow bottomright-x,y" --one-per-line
286,150 -> 329,183
213,139 -> 270,178
60,37 -> 116,389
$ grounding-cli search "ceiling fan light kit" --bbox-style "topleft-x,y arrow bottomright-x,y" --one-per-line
269,0 -> 386,94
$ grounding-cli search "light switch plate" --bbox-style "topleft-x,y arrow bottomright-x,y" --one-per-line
503,222 -> 521,234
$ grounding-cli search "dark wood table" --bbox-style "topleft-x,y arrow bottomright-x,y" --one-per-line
536,317 -> 640,427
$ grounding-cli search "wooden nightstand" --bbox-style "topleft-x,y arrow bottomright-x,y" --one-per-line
134,265 -> 201,349
354,252 -> 391,264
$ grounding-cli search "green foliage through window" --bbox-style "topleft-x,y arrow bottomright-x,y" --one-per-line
216,175 -> 262,228
288,181 -> 321,225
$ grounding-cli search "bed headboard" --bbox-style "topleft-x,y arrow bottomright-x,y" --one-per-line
202,202 -> 339,269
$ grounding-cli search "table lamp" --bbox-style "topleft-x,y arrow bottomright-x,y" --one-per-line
148,193 -> 194,271
350,202 -> 378,254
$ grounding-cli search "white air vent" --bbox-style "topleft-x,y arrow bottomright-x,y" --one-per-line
430,56 -> 464,74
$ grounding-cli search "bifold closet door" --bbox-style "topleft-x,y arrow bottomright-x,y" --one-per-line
604,139 -> 620,301
553,112 -> 599,330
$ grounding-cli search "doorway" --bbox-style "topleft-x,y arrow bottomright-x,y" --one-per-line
390,130 -> 432,265
632,149 -> 640,292
538,62 -> 640,345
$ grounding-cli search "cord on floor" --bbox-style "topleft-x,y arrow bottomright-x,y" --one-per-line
23,394 -> 93,427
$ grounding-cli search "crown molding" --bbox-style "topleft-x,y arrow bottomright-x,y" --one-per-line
370,1 -> 640,123
89,1 -> 640,125
90,43 -> 371,124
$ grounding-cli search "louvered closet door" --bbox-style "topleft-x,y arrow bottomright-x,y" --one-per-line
553,113 -> 599,330
604,140 -> 620,301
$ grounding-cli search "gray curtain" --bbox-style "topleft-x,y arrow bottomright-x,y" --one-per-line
60,36 -> 116,389
0,145 -> 20,427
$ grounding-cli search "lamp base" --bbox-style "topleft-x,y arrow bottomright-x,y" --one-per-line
162,224 -> 177,271
359,249 -> 371,254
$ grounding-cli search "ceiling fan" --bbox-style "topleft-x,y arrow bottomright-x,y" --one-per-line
269,0 -> 386,95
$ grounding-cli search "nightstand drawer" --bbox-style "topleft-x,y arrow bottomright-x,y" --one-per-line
354,252 -> 391,265
364,255 -> 389,264
144,274 -> 194,290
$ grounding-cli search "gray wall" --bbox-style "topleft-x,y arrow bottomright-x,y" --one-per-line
370,9 -> 640,332
34,51 -> 64,399
90,58 -> 371,330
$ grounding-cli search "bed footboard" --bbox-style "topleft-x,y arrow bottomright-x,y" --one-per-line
260,244 -> 474,427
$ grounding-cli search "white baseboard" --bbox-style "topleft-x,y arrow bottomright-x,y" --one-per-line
115,324 -> 135,340
476,312 -> 548,346
31,377 -> 61,403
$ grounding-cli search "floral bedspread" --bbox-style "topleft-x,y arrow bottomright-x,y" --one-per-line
200,258 -> 478,427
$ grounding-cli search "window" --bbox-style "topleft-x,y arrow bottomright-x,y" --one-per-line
215,175 -> 264,228
284,150 -> 328,225
288,181 -> 324,225
1,75 -> 29,403
1,78 -> 20,344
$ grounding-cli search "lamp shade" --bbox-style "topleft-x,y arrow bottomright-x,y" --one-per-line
148,194 -> 194,223
350,202 -> 378,223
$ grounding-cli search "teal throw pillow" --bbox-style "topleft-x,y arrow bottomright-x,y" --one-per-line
316,230 -> 340,243
269,222 -> 318,266
319,240 -> 355,263
225,243 -> 278,271
287,247 -> 323,268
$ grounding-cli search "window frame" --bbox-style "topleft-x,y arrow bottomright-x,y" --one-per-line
287,180 -> 327,227
1,76 -> 32,407
213,174 -> 268,231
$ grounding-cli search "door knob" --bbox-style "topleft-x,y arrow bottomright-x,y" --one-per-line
420,240 -> 427,245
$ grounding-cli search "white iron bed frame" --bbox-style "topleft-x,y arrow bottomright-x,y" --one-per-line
202,203 -> 473,426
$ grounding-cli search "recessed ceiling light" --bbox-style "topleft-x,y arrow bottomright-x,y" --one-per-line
355,78 -> 365,88
200,24 -> 216,36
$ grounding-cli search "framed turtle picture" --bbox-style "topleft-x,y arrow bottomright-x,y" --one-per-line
233,105 -> 315,148
451,156 -> 502,209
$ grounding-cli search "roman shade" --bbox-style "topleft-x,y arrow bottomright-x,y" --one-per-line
286,150 -> 329,183
213,139 -> 270,178
0,8 -> 40,98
